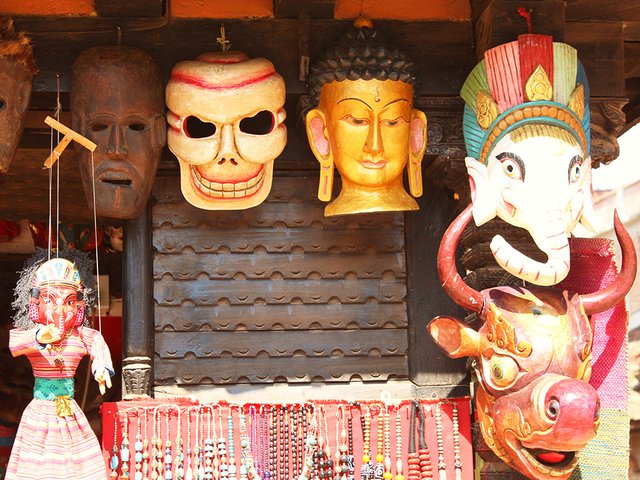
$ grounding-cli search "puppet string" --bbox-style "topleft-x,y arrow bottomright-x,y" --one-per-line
90,149 -> 103,331
55,74 -> 61,257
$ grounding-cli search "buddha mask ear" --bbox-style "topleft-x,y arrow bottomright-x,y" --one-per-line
305,108 -> 334,202
408,109 -> 427,197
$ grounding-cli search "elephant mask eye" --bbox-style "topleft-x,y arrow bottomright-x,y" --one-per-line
568,155 -> 583,183
496,152 -> 525,181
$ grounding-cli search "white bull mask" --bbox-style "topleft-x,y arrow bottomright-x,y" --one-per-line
166,52 -> 287,210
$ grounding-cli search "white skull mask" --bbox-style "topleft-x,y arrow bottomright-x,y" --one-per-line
166,52 -> 287,210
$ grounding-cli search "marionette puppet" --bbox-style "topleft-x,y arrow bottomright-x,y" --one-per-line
6,250 -> 114,480
428,206 -> 637,480
461,34 -> 597,286
166,27 -> 287,210
0,18 -> 37,175
70,46 -> 166,219
305,17 -> 427,216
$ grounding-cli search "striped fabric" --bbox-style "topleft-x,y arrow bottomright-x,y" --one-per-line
6,326 -> 113,480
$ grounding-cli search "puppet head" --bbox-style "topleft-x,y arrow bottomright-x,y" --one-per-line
28,258 -> 85,335
461,35 -> 594,286
70,46 -> 166,219
305,18 -> 427,216
0,19 -> 37,175
428,205 -> 637,480
166,51 -> 287,210
13,248 -> 97,332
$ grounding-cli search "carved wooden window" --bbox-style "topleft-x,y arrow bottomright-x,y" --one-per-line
153,176 -> 408,385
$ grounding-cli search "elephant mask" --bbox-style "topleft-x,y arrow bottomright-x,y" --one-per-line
461,34 -> 595,286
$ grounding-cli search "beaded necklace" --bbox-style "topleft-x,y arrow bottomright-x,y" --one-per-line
416,405 -> 432,480
394,408 -> 403,480
204,407 -> 214,480
185,409 -> 194,480
120,411 -> 131,480
297,411 -> 318,480
374,407 -> 384,480
383,407 -> 392,480
361,408 -> 373,480
434,404 -> 446,480
111,413 -> 120,478
228,408 -> 238,480
218,407 -> 228,480
143,409 -> 151,480
175,408 -> 184,480
164,409 -> 173,480
134,411 -> 144,480
452,404 -> 461,480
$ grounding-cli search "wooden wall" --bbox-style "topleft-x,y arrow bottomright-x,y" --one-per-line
153,175 -> 410,385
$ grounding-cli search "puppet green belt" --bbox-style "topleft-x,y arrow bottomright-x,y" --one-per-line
34,377 -> 74,417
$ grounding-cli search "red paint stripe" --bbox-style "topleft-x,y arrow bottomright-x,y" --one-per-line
197,57 -> 244,64
171,69 -> 276,91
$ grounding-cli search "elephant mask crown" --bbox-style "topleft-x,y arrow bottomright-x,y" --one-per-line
461,34 -> 590,165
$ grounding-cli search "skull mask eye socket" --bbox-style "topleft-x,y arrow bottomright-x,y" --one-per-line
239,110 -> 275,135
0,98 -> 6,111
184,116 -> 217,139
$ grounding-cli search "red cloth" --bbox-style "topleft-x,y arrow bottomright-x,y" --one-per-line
559,237 -> 629,410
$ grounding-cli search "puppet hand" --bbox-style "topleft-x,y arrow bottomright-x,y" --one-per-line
36,324 -> 62,344
95,368 -> 112,395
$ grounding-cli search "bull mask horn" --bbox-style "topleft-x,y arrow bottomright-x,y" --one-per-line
438,204 -> 484,312
581,210 -> 637,315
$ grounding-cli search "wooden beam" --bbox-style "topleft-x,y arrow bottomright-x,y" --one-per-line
12,16 -> 474,96
473,0 -> 565,60
274,0 -> 335,19
122,203 -> 154,398
405,179 -> 469,391
626,42 -> 640,79
0,148 -> 93,223
94,0 -> 164,18
566,0 -> 640,22
624,22 -> 640,41
566,22 -> 625,97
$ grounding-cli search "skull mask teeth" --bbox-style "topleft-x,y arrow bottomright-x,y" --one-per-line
166,51 -> 287,210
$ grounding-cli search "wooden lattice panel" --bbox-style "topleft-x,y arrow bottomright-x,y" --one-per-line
153,176 -> 408,385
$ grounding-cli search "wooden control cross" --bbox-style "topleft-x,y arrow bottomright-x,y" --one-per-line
43,116 -> 97,169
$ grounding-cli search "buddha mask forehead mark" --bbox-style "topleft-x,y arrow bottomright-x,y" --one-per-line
166,51 -> 287,211
0,19 -> 37,175
305,19 -> 428,216
70,45 -> 166,219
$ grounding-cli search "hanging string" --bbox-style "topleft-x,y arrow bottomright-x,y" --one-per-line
90,150 -> 103,332
55,74 -> 61,258
47,117 -> 53,262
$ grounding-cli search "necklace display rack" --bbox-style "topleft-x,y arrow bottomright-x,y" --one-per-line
101,398 -> 473,480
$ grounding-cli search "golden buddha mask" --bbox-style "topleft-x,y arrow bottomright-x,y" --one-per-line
305,22 -> 426,216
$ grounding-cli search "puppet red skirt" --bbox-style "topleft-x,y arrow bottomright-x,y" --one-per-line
5,399 -> 107,480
